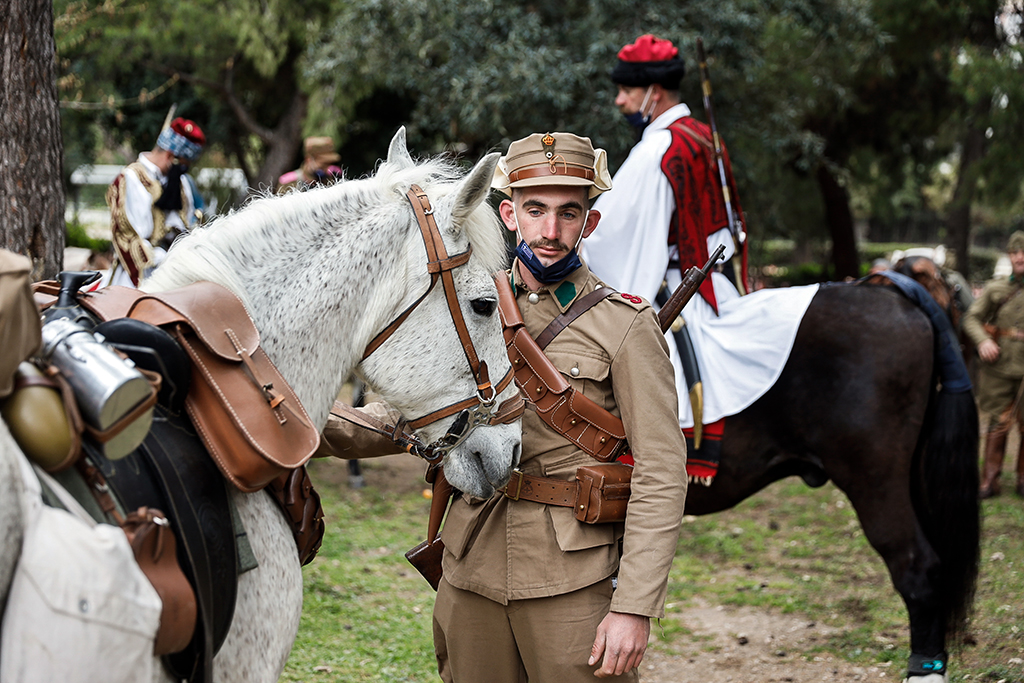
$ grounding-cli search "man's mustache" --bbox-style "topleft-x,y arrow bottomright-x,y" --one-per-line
529,238 -> 568,253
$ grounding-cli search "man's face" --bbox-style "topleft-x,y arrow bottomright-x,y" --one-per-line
1010,249 -> 1024,277
499,186 -> 598,267
614,84 -> 652,115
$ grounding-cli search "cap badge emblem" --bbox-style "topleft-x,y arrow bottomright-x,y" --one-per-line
541,133 -> 556,159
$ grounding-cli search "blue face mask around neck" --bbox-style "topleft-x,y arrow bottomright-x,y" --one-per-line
512,206 -> 587,285
515,241 -> 583,284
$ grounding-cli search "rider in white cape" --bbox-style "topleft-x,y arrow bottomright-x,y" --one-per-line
583,34 -> 817,431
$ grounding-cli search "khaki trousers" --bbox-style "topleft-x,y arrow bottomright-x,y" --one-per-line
433,577 -> 639,683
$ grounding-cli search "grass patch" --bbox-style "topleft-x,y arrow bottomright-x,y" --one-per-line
284,459 -> 1024,681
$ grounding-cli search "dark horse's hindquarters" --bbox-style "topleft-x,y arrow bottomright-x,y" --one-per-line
683,283 -> 980,677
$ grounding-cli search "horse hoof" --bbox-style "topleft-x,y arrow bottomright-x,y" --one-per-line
1016,483 -> 1024,497
348,475 -> 365,489
903,675 -> 947,683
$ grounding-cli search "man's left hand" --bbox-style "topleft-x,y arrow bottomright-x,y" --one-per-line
588,611 -> 650,677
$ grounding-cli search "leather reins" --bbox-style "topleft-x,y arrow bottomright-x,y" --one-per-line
358,184 -> 524,462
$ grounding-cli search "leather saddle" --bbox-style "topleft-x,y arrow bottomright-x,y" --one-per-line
86,320 -> 237,683
32,272 -> 321,683
35,276 -> 237,683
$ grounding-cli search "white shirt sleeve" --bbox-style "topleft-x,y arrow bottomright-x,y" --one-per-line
583,130 -> 674,303
122,168 -> 155,241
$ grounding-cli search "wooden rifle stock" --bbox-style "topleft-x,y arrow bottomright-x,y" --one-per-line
657,244 -> 726,333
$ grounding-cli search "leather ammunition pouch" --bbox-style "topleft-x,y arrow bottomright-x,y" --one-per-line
496,275 -> 626,462
266,466 -> 325,566
574,464 -> 631,524
500,463 -> 632,525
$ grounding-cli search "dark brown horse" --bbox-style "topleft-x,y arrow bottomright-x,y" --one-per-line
685,281 -> 979,681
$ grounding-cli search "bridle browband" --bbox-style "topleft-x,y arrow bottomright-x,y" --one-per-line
357,184 -> 524,462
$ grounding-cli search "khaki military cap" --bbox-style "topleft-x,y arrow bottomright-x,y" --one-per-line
493,132 -> 612,199
304,136 -> 341,163
1008,231 -> 1024,253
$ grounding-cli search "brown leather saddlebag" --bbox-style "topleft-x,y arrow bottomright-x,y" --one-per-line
74,282 -> 321,492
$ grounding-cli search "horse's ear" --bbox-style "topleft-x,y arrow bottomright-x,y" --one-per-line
451,152 -> 500,225
386,127 -> 414,169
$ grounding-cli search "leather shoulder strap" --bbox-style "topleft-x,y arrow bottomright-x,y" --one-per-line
535,286 -> 616,350
495,273 -> 523,328
495,273 -> 627,462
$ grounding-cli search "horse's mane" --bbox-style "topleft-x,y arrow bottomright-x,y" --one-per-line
143,154 -> 508,307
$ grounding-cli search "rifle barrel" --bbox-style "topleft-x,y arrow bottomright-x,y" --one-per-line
657,245 -> 726,332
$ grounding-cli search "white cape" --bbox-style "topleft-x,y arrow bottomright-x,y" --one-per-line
666,272 -> 819,428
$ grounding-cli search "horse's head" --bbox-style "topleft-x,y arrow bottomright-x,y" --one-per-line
356,129 -> 522,498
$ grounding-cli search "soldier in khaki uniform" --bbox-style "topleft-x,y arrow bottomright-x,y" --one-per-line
963,230 -> 1024,498
432,133 -> 688,682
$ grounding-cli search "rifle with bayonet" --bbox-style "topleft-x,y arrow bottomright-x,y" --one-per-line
696,38 -> 747,295
658,244 -> 727,333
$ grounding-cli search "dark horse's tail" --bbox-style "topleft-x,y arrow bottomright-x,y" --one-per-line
881,271 -> 981,642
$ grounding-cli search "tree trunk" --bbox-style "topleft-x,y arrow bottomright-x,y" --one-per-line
946,123 -> 987,280
816,164 -> 860,280
0,0 -> 65,280
252,91 -> 307,192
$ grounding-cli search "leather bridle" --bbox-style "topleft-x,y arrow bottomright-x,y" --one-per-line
358,184 -> 524,463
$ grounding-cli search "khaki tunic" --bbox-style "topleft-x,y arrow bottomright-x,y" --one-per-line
440,261 -> 688,618
963,276 -> 1024,378
963,276 -> 1024,418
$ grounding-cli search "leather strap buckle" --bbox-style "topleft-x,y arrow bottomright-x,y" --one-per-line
504,469 -> 525,501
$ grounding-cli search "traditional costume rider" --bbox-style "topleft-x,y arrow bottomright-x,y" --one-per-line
105,117 -> 205,288
583,35 -> 817,480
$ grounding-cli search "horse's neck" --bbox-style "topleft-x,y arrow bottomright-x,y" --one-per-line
246,260 -> 405,429
151,202 -> 415,429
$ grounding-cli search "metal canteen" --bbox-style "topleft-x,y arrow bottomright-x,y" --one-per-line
40,317 -> 154,459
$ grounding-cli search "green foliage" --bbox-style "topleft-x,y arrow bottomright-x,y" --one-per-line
54,0 -> 1023,251
65,220 -> 111,252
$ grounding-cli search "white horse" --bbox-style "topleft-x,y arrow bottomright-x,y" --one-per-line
2,128 -> 521,682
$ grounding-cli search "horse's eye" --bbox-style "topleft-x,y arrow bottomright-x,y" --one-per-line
471,298 -> 497,316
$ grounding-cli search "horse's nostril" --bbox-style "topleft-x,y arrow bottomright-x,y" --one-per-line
511,443 -> 522,469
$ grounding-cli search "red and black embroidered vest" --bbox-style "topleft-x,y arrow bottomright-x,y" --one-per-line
660,117 -> 747,313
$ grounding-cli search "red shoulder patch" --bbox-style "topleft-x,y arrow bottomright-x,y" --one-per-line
620,293 -> 643,304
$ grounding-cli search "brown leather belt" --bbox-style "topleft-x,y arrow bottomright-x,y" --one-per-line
984,323 -> 1024,341
499,469 -> 576,508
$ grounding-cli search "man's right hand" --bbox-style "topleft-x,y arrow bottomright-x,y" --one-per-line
978,338 -> 1001,363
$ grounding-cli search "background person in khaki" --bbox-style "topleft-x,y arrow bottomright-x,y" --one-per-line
964,230 -> 1024,498
433,132 -> 688,681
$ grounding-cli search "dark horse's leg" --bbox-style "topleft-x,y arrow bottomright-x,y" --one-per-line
685,285 -> 979,678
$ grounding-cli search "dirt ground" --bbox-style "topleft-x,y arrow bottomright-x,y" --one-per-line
331,455 -> 891,683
